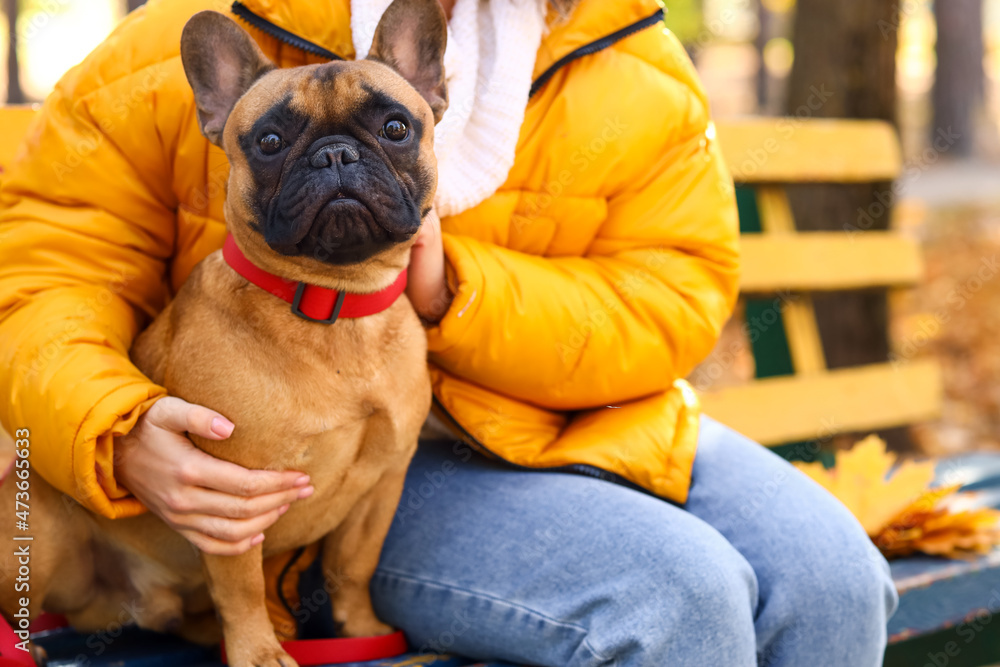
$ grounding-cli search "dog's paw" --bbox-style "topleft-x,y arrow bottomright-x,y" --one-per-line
226,644 -> 299,667
29,643 -> 49,666
339,616 -> 394,638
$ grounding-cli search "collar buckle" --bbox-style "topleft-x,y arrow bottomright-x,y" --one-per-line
291,282 -> 346,324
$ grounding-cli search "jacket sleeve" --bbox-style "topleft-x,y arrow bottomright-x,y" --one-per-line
426,70 -> 740,411
0,11 -> 187,518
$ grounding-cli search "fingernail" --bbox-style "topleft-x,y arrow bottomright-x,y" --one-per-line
251,533 -> 265,546
211,417 -> 235,438
294,475 -> 310,487
278,504 -> 290,516
298,486 -> 315,499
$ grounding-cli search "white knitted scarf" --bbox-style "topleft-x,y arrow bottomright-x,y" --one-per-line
352,0 -> 547,217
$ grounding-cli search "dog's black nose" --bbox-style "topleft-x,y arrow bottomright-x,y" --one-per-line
310,143 -> 360,168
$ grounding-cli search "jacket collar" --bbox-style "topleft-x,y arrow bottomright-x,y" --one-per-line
533,0 -> 665,80
235,0 -> 357,59
222,235 -> 408,324
233,0 -> 665,81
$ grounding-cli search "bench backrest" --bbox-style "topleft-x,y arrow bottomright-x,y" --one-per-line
704,118 -> 941,447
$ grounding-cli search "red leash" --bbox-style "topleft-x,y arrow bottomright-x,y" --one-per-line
221,632 -> 409,665
0,613 -> 68,666
0,615 -> 34,667
2,613 -> 407,666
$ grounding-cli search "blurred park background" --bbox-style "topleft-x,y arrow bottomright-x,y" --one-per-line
1,0 -> 998,458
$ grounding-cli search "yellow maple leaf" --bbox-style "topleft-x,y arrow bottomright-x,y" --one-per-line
795,435 -> 936,535
795,436 -> 1000,559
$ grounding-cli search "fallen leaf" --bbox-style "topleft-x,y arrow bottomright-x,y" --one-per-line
795,436 -> 1000,559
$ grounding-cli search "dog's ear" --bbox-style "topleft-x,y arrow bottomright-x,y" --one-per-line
181,11 -> 275,147
366,0 -> 448,124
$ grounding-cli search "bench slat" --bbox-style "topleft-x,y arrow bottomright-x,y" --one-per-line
698,360 -> 942,446
740,232 -> 923,293
715,118 -> 902,183
754,187 -> 828,373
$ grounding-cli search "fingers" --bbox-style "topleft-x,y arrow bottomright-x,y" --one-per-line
162,483 -> 314,519
411,209 -> 440,250
413,216 -> 437,247
146,396 -> 235,440
179,528 -> 266,557
179,448 -> 310,497
170,504 -> 288,547
134,396 -> 315,557
411,220 -> 430,246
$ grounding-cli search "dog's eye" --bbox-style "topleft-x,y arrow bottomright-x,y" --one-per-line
259,133 -> 284,155
380,120 -> 408,142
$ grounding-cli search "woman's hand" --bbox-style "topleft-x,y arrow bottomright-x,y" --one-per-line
406,208 -> 453,324
114,396 -> 314,556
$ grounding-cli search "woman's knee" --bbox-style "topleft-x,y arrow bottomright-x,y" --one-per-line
756,488 -> 897,665
583,515 -> 760,666
687,420 -> 895,664
796,521 -> 896,630
796,484 -> 896,622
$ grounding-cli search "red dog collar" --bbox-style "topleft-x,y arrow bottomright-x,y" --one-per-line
222,235 -> 407,324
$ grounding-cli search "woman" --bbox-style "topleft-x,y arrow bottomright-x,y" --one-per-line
0,0 -> 896,664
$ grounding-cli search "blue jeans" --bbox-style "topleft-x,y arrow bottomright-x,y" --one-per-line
370,416 -> 898,666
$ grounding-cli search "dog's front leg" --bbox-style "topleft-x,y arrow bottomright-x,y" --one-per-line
202,546 -> 298,667
322,467 -> 408,638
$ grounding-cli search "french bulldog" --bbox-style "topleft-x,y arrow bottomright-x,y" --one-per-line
0,1 -> 444,665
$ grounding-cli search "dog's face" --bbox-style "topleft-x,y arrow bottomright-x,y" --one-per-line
180,0 -> 447,291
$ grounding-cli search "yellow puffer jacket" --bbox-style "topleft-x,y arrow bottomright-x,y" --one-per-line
0,0 -> 739,519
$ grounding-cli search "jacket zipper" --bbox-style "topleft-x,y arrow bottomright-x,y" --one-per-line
231,1 -> 665,101
529,7 -> 665,98
228,0 -> 666,496
231,1 -> 343,61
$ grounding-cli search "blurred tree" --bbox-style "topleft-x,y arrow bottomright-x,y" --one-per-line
933,0 -> 984,157
755,1 -> 771,110
785,0 -> 909,448
5,0 -> 23,103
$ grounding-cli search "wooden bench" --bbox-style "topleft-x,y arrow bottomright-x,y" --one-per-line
709,117 -> 1000,666
702,117 -> 943,447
